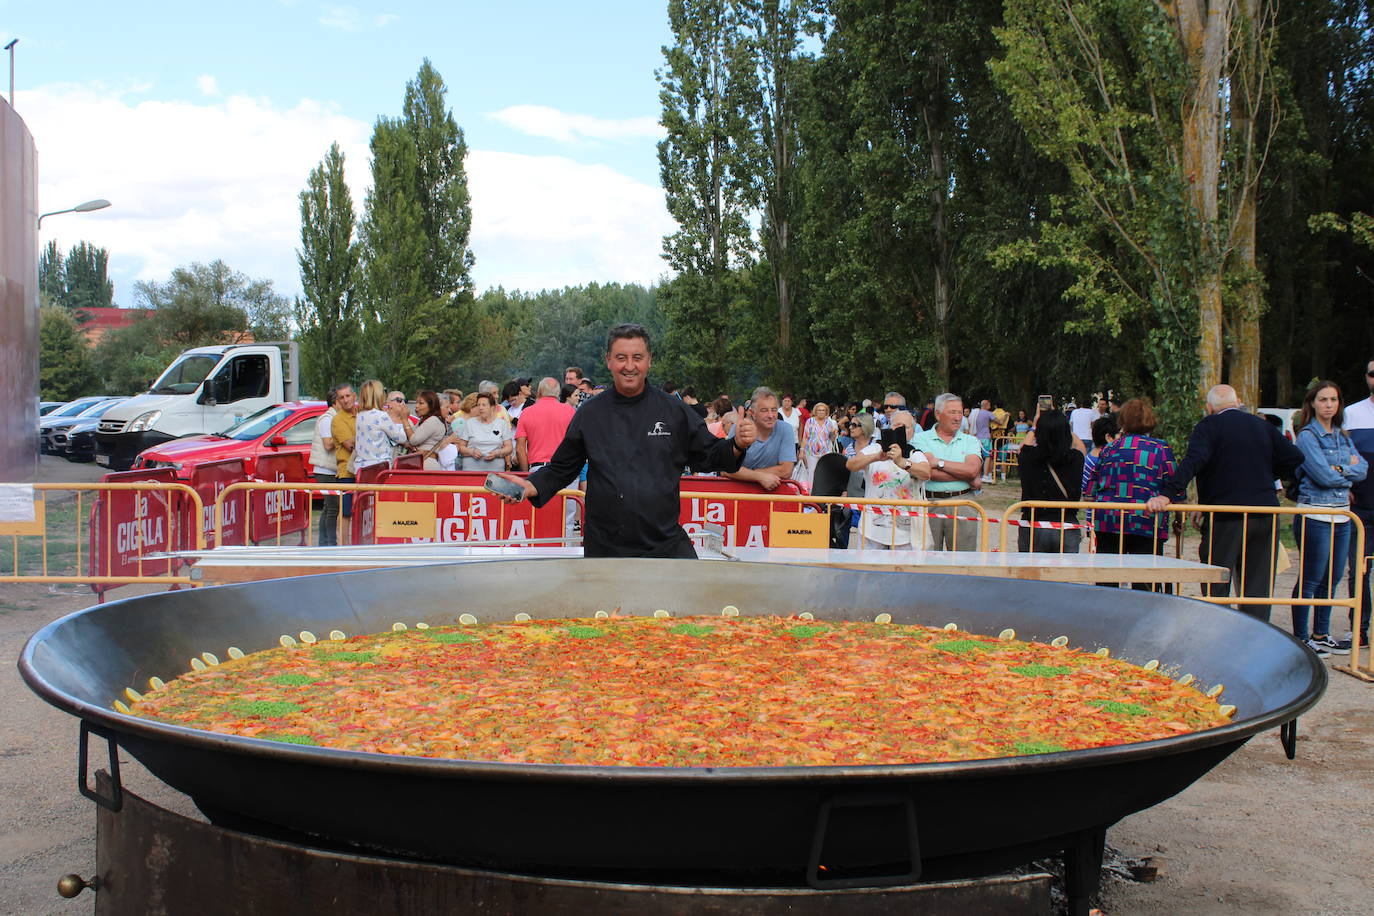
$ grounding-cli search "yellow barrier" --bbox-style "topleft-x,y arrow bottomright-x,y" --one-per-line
989,435 -> 1024,481
0,482 -> 203,589
1002,500 -> 1370,681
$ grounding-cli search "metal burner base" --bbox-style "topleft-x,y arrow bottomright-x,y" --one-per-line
89,775 -> 1051,915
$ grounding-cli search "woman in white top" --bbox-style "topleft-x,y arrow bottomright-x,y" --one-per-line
845,412 -> 930,549
408,390 -> 448,471
779,394 -> 802,435
457,392 -> 512,472
352,380 -> 411,474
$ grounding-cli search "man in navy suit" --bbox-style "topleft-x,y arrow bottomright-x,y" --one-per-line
1147,385 -> 1304,622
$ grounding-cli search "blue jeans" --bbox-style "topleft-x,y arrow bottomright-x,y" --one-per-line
1290,515 -> 1351,640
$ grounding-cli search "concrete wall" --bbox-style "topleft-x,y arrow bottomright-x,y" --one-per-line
0,98 -> 38,482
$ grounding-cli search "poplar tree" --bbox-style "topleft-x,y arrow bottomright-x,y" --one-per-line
296,142 -> 363,396
63,241 -> 115,312
39,240 -> 65,305
359,60 -> 477,391
658,0 -> 755,395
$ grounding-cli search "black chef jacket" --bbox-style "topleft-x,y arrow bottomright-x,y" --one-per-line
527,383 -> 744,558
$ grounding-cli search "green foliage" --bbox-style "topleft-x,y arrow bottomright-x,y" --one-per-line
358,60 -> 478,393
39,241 -> 65,303
63,242 -> 115,312
657,0 -> 757,395
38,305 -> 96,400
991,0 -> 1205,444
296,142 -> 364,397
38,240 -> 114,313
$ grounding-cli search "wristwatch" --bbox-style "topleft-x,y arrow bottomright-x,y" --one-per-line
937,459 -> 946,470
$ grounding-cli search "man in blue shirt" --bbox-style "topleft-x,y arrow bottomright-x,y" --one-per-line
725,386 -> 796,491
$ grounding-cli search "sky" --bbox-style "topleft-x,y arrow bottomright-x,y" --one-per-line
2,1 -> 678,305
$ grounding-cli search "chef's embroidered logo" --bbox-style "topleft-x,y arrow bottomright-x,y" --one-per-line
647,422 -> 671,437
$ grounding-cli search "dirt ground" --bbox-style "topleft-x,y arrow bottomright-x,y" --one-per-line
2,461 -> 1371,914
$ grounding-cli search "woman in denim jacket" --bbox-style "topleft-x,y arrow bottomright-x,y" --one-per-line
1291,380 -> 1367,655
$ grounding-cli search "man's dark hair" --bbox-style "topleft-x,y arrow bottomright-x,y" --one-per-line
662,380 -> 678,394
606,322 -> 652,354
565,366 -> 584,381
1090,414 -> 1119,449
681,385 -> 696,399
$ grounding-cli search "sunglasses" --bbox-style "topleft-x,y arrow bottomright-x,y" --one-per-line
389,396 -> 406,403
1367,371 -> 1374,378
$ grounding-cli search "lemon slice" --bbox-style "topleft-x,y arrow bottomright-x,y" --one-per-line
279,635 -> 297,648
874,613 -> 892,625
227,647 -> 244,660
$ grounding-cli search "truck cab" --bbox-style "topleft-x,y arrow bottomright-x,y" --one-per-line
94,343 -> 298,471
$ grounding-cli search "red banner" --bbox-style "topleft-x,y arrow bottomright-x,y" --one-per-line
249,451 -> 308,544
189,458 -> 249,547
351,469 -> 571,545
678,476 -> 806,548
89,468 -> 183,594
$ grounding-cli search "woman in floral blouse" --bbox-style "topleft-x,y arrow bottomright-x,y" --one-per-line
1085,398 -> 1175,591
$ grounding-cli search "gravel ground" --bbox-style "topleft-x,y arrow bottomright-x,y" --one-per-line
2,459 -> 1371,914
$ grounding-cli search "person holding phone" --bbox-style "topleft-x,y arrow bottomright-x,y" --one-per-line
847,412 -> 931,549
494,324 -> 755,558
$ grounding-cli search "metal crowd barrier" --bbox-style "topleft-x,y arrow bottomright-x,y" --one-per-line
212,481 -> 586,548
0,482 -> 204,590
1002,500 -> 1371,681
988,435 -> 1024,481
680,490 -> 991,552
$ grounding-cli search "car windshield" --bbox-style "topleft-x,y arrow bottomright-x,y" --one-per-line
78,399 -> 122,418
150,354 -> 220,395
217,405 -> 293,441
48,399 -> 100,418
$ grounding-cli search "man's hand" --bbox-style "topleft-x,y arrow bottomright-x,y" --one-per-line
1146,495 -> 1171,512
733,416 -> 757,451
493,472 -> 537,504
754,471 -> 783,491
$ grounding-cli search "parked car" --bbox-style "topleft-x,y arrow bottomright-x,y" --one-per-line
1256,407 -> 1298,442
40,401 -> 67,416
40,398 -> 123,454
56,401 -> 129,461
131,401 -> 326,480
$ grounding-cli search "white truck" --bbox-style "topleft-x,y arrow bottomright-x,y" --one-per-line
94,342 -> 299,471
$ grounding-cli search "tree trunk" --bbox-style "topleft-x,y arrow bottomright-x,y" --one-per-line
1171,0 -> 1229,402
925,96 -> 953,391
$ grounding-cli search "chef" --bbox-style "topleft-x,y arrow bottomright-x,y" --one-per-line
496,323 -> 756,558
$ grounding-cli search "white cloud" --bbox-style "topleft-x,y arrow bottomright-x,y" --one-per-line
490,104 -> 664,145
317,5 -> 396,32
21,82 -> 673,302
467,151 -> 674,292
196,74 -> 220,97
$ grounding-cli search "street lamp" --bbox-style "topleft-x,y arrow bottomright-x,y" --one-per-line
38,198 -> 111,228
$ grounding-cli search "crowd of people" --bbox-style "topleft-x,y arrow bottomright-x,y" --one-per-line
302,350 -> 1374,656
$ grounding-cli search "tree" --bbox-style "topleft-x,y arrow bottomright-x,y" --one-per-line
38,305 -> 95,400
730,0 -> 812,381
39,241 -> 65,304
657,0 -> 756,395
134,260 -> 288,346
358,60 -> 478,392
296,142 -> 364,396
63,241 -> 115,313
991,0 -> 1278,441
